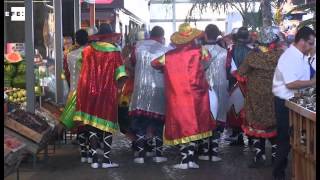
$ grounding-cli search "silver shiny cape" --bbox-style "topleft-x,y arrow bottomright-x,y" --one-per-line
67,47 -> 83,92
129,40 -> 169,115
204,44 -> 229,123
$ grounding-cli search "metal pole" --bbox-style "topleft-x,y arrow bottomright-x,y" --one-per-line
74,0 -> 81,32
4,2 -> 7,52
54,0 -> 64,104
25,0 -> 35,113
172,0 -> 176,32
89,3 -> 95,28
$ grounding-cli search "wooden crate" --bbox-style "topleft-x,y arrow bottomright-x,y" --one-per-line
4,143 -> 26,177
42,101 -> 63,120
286,101 -> 316,180
4,116 -> 52,144
4,128 -> 48,154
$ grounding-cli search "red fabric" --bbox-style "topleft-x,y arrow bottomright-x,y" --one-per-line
241,110 -> 277,138
268,43 -> 277,51
232,71 -> 246,83
76,44 -> 124,123
227,105 -> 244,128
232,71 -> 247,96
242,125 -> 277,138
151,44 -> 215,142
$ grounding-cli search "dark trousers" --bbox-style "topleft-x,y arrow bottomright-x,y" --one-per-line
273,97 -> 291,177
78,127 -> 90,158
131,116 -> 164,157
131,116 -> 164,138
86,126 -> 113,164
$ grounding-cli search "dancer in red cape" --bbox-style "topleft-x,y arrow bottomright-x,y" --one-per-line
151,23 -> 215,169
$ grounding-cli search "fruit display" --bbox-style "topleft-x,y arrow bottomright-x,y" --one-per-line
17,62 -> 26,74
4,63 -> 16,77
289,87 -> 316,112
5,88 -> 27,104
4,63 -> 16,87
8,109 -> 50,133
11,74 -> 26,88
5,52 -> 23,63
4,134 -> 25,151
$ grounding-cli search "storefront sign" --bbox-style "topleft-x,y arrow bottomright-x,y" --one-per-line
6,43 -> 25,55
5,7 -> 25,21
83,0 -> 114,3
81,0 -> 124,8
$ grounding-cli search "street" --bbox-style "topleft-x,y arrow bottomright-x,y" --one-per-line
5,131 -> 291,180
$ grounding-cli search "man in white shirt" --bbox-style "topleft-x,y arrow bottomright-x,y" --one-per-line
272,26 -> 316,180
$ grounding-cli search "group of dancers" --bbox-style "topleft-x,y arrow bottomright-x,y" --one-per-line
60,22 -> 316,180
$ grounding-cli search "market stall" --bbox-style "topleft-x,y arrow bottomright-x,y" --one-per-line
4,133 -> 26,178
286,87 -> 316,180
4,0 -> 65,172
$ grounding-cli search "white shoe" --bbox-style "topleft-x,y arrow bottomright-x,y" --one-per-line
134,157 -> 144,164
81,157 -> 87,163
211,156 -> 222,162
91,163 -> 99,169
172,163 -> 188,169
102,162 -> 119,168
188,161 -> 199,169
198,155 -> 210,161
146,151 -> 156,157
152,156 -> 167,163
87,158 -> 93,164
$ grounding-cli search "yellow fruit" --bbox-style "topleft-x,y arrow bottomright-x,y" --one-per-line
13,93 -> 17,98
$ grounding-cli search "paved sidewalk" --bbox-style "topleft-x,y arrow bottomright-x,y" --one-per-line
5,131 -> 291,180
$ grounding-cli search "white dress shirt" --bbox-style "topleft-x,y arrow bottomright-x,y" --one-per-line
272,45 -> 310,100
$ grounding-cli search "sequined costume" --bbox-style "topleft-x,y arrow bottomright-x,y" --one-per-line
61,47 -> 84,129
60,45 -> 91,163
129,39 -> 170,163
74,42 -> 127,133
204,44 -> 229,124
129,39 -> 170,120
67,48 -> 83,92
151,44 -> 215,146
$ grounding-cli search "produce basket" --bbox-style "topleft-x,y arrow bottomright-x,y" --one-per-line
41,100 -> 63,120
4,110 -> 52,145
286,100 -> 316,180
4,133 -> 26,177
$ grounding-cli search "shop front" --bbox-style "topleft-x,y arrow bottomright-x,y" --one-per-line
4,0 -> 65,177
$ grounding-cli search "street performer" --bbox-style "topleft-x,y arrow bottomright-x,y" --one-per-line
197,24 -> 236,162
74,24 -> 127,169
226,27 -> 253,146
60,29 -> 91,163
129,26 -> 170,164
151,23 -> 215,169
